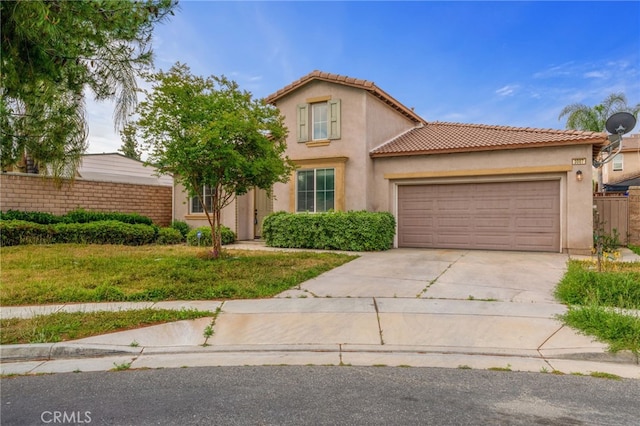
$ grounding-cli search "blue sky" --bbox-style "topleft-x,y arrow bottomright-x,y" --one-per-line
86,0 -> 640,154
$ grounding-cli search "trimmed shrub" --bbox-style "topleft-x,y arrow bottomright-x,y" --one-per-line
52,221 -> 157,245
170,220 -> 190,239
262,210 -> 396,251
186,225 -> 236,246
0,210 -> 62,224
62,209 -> 153,225
0,220 -> 56,246
156,227 -> 184,245
0,209 -> 154,226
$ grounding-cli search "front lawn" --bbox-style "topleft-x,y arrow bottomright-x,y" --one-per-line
0,244 -> 355,305
0,308 -> 213,345
555,260 -> 640,354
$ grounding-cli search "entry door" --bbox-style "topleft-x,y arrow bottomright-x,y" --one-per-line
254,188 -> 272,239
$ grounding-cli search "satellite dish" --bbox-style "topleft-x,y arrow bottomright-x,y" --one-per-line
605,112 -> 636,135
594,112 -> 637,168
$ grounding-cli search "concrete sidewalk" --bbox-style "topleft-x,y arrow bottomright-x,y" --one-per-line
1,247 -> 639,378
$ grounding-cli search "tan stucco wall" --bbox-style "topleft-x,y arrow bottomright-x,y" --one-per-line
271,80 -> 416,213
173,181 -> 238,234
372,145 -> 595,254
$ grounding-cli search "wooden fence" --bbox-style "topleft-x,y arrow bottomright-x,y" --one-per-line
594,195 -> 629,245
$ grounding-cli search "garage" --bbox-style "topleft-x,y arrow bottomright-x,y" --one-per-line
397,180 -> 560,252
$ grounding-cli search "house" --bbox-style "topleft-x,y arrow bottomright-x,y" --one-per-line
174,71 -> 607,254
78,153 -> 173,186
602,133 -> 640,193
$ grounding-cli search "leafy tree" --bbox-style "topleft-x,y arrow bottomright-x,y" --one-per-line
558,93 -> 639,132
119,123 -> 142,161
1,0 -> 178,178
133,63 -> 294,258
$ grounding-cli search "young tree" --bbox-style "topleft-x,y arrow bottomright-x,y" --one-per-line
119,123 -> 142,161
1,0 -> 178,178
133,63 -> 294,258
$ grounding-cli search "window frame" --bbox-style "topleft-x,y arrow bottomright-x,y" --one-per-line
311,102 -> 328,141
190,185 -> 213,214
295,168 -> 336,213
296,98 -> 341,143
612,153 -> 623,171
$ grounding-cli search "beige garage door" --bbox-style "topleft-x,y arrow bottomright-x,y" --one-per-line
398,180 -> 560,252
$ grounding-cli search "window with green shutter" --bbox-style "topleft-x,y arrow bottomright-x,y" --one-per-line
297,99 -> 341,142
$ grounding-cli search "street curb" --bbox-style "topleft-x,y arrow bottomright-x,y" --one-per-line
0,343 -> 142,362
1,343 -> 637,366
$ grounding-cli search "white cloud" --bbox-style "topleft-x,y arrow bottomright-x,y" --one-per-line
533,62 -> 575,79
496,85 -> 519,97
584,71 -> 607,79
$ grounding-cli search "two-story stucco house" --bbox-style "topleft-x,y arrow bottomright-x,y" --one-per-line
174,70 -> 606,254
602,133 -> 640,193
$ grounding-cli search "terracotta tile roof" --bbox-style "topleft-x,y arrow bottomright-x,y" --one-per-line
619,133 -> 640,153
370,121 -> 607,158
265,70 -> 425,124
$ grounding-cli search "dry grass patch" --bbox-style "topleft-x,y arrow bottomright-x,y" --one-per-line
0,244 -> 356,305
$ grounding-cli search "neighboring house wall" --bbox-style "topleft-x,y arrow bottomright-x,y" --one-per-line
1,173 -> 172,226
78,153 -> 173,186
602,133 -> 640,186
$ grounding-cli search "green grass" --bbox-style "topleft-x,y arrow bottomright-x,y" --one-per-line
555,260 -> 640,309
555,260 -> 640,354
561,305 -> 640,353
629,245 -> 640,256
0,244 -> 355,305
0,308 -> 213,345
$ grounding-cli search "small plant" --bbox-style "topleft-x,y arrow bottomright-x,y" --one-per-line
488,364 -> 512,372
458,365 -> 472,370
112,361 -> 132,371
540,366 -> 548,373
589,371 -> 622,380
129,340 -> 139,347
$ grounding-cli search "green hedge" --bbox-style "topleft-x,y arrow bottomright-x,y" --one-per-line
170,220 -> 190,239
0,220 -> 157,246
262,211 -> 396,251
0,220 -> 55,246
0,209 -> 153,225
186,226 -> 236,246
156,227 -> 184,245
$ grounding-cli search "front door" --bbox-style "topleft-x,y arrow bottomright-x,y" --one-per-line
254,188 -> 272,239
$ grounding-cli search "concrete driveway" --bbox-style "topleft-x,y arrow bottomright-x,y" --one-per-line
277,248 -> 568,303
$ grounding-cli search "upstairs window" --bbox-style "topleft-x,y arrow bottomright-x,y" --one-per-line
297,99 -> 341,142
312,103 -> 328,140
612,153 -> 623,171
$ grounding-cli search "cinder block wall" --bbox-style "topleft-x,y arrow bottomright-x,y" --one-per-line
629,186 -> 640,246
0,173 -> 172,226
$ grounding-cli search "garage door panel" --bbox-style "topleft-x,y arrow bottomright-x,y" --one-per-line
398,181 -> 560,252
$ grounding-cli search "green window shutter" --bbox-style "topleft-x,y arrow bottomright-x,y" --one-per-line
297,103 -> 309,142
328,99 -> 341,140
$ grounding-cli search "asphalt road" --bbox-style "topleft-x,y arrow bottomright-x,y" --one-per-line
2,366 -> 638,425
